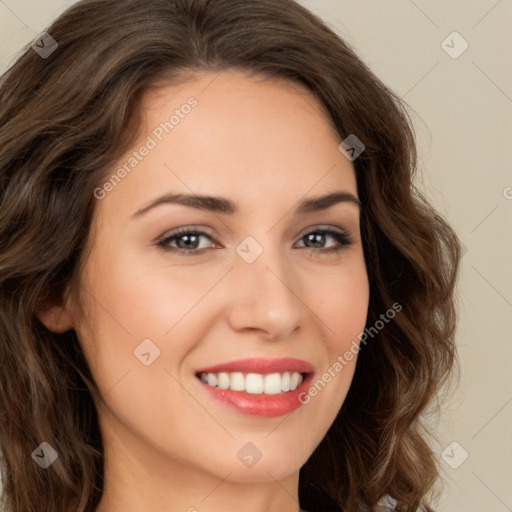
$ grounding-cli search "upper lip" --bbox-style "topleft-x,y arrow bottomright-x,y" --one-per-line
195,357 -> 313,375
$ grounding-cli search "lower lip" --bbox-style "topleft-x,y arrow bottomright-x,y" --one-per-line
197,373 -> 313,418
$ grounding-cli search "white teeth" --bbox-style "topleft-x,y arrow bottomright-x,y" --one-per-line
281,371 -> 291,392
263,373 -> 282,395
230,372 -> 245,391
198,371 -> 304,394
217,372 -> 230,389
245,373 -> 264,394
290,371 -> 301,390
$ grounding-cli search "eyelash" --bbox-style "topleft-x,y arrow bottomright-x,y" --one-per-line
156,226 -> 355,257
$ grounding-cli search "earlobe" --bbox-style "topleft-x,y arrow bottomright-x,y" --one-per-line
36,305 -> 75,333
35,289 -> 75,333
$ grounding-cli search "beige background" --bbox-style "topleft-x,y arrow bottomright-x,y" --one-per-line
1,1 -> 511,510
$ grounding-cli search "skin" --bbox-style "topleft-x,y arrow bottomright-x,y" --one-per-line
38,70 -> 370,512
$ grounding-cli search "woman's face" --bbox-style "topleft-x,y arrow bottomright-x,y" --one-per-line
63,70 -> 369,492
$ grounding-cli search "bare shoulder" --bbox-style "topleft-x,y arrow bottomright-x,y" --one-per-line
374,496 -> 435,512
374,495 -> 398,511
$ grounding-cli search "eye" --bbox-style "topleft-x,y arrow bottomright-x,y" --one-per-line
157,227 -> 215,256
156,226 -> 355,256
295,227 -> 355,255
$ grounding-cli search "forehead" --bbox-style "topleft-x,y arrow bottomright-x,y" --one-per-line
97,70 -> 357,219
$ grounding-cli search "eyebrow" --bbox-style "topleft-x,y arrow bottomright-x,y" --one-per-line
132,190 -> 361,218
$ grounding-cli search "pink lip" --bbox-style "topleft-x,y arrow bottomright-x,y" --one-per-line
195,358 -> 314,418
195,357 -> 313,375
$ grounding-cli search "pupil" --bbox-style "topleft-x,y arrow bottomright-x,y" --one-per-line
178,234 -> 198,249
307,232 -> 325,248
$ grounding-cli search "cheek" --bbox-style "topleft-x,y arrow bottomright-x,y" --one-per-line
312,259 -> 370,349
81,251 -> 206,341
300,262 -> 369,414
74,252 -> 220,395
74,263 -> 209,450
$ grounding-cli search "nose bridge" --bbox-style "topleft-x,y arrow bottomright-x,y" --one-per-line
227,234 -> 304,338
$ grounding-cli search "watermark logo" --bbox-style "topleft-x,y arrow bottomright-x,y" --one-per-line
236,236 -> 264,264
338,134 -> 365,161
31,442 -> 58,469
32,32 -> 58,59
441,31 -> 469,59
441,441 -> 469,469
236,442 -> 262,468
134,338 -> 161,366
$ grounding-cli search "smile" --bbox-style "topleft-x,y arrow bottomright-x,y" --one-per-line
195,357 -> 314,417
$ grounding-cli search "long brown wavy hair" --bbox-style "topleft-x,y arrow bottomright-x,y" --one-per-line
0,1 -> 461,511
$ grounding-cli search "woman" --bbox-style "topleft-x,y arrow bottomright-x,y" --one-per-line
0,1 -> 461,511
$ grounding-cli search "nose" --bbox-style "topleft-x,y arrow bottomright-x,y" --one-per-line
225,244 -> 305,341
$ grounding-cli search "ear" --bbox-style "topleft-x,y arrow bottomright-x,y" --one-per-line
35,287 -> 75,333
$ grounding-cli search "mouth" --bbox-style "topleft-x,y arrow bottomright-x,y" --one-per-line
194,358 -> 314,417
